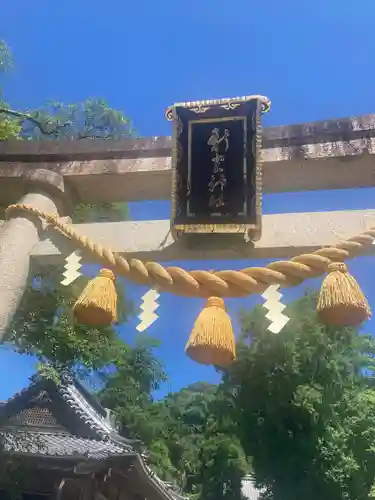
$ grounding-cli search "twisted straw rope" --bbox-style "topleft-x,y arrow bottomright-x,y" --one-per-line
5,204 -> 375,299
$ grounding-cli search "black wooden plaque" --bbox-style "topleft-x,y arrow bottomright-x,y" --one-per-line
167,97 -> 265,236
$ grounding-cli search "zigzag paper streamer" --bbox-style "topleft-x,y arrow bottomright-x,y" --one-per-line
136,289 -> 160,332
61,250 -> 82,286
261,284 -> 290,334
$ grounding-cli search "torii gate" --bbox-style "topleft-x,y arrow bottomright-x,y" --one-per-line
0,98 -> 374,363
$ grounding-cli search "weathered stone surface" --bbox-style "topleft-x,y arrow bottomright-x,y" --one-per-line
1,113 -> 375,159
0,192 -> 61,341
0,168 -> 76,214
12,209 -> 375,266
0,114 -> 375,204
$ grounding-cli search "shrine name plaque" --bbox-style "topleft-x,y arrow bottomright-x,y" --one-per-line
166,95 -> 270,239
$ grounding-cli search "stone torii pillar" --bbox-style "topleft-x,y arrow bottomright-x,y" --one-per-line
0,169 -> 72,342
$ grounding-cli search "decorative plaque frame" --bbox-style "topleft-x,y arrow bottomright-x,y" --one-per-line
165,95 -> 271,240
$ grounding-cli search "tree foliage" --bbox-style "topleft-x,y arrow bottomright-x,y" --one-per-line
0,39 -> 134,364
0,41 -> 21,140
99,375 -> 249,499
0,40 -> 134,142
198,433 -> 248,500
98,334 -> 168,441
7,266 -> 134,376
20,99 -> 135,140
0,39 -> 133,222
220,292 -> 375,500
97,291 -> 375,500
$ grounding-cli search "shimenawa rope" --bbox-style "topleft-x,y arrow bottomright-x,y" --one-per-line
5,203 -> 375,299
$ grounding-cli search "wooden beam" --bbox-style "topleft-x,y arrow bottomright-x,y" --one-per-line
12,209 -> 375,266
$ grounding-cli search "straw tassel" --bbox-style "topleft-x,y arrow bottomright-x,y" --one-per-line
317,262 -> 371,327
73,268 -> 117,326
185,297 -> 236,366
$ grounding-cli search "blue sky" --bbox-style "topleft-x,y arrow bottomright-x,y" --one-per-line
1,0 -> 375,399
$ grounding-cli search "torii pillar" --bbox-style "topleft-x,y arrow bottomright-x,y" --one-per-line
0,169 -> 72,342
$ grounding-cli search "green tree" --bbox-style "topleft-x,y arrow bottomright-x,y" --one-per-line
222,291 -> 375,500
0,97 -> 133,221
0,39 -> 133,223
20,99 -> 135,140
0,41 -> 21,140
0,41 -> 134,142
98,334 -> 168,442
7,267 -> 134,376
198,434 -> 248,500
119,380 -> 249,500
0,39 -> 135,365
148,440 -> 178,481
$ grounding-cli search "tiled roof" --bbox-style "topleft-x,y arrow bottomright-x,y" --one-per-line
0,373 -> 187,500
0,373 -> 137,448
57,379 -> 121,441
241,475 -> 262,500
1,430 -> 128,460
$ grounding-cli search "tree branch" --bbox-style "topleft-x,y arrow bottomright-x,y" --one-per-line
0,107 -> 68,136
